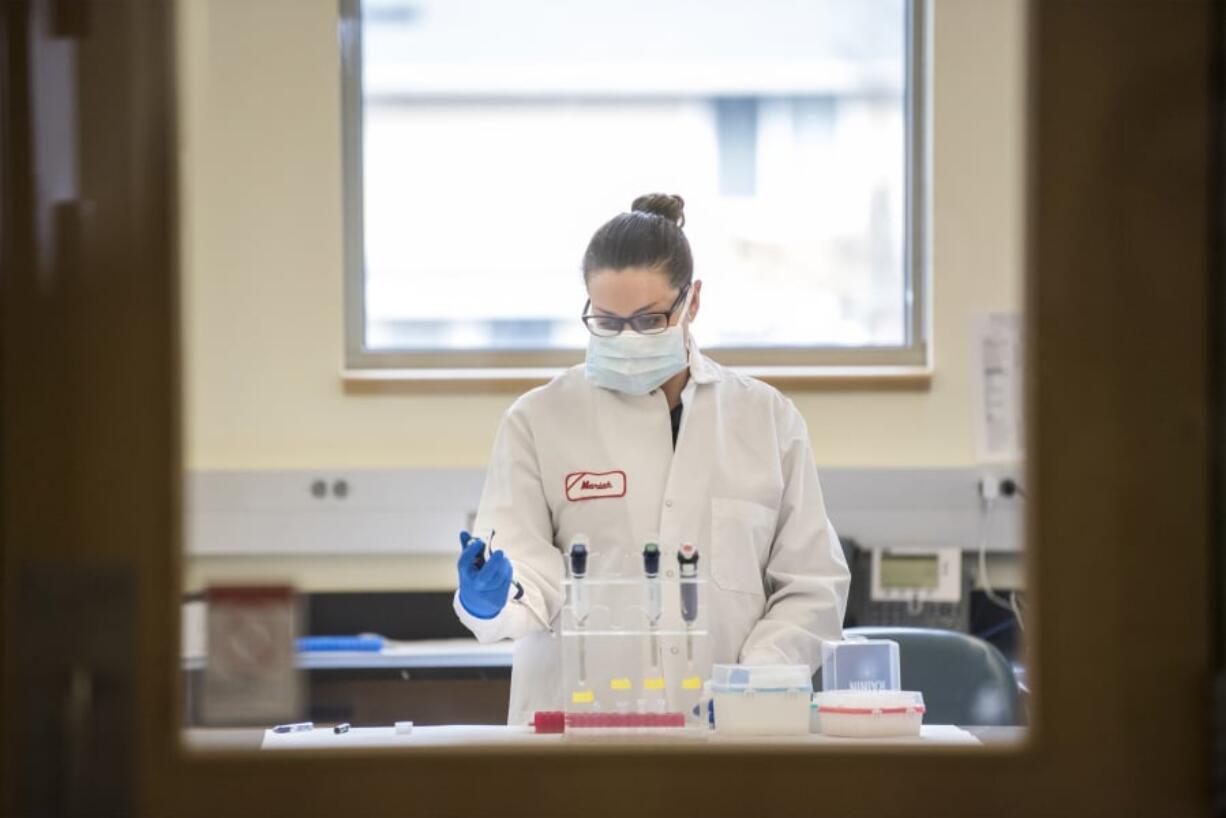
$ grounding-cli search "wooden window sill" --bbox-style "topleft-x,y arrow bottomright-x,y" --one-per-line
341,366 -> 933,394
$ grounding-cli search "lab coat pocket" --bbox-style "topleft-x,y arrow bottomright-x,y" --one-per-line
709,497 -> 776,596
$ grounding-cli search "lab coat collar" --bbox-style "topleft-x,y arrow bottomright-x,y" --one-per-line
686,336 -> 721,385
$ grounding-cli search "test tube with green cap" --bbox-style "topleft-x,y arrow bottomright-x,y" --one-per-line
642,539 -> 662,671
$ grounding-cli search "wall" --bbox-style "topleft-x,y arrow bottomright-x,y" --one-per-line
178,0 -> 1026,591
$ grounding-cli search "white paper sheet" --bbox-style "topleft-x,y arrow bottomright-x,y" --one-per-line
973,312 -> 1024,464
261,725 -> 559,749
806,724 -> 981,745
707,724 -> 981,746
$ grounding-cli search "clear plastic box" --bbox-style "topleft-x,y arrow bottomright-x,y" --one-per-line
820,638 -> 901,692
710,664 -> 813,735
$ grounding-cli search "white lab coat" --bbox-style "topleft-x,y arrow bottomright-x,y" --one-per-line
454,340 -> 850,725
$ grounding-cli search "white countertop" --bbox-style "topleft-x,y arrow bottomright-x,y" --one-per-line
183,637 -> 514,672
255,723 -> 982,750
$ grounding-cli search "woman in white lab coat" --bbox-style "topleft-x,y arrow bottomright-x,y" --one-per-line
454,193 -> 850,725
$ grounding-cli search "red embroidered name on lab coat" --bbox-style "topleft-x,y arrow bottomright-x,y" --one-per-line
565,470 -> 627,501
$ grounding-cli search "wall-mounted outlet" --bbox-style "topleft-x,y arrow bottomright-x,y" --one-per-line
978,473 -> 1023,502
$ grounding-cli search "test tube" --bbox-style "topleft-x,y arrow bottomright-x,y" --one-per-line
569,538 -> 590,684
677,543 -> 699,664
643,540 -> 662,670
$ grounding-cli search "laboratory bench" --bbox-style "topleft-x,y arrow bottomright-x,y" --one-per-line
182,591 -> 515,727
183,638 -> 514,727
182,724 -> 1027,752
184,591 -> 1027,730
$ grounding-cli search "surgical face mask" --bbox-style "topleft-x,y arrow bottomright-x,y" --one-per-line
584,289 -> 693,396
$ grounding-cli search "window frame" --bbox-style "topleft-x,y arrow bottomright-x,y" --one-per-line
340,0 -> 931,380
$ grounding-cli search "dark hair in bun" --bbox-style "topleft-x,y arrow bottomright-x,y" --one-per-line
582,193 -> 692,289
631,193 -> 686,228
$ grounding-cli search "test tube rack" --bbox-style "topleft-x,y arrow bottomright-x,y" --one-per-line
559,543 -> 710,734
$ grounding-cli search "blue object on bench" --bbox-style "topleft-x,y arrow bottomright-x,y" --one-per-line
296,635 -> 385,653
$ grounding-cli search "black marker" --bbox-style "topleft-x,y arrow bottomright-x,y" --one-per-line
272,721 -> 313,734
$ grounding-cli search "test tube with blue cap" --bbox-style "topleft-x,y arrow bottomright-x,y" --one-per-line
642,539 -> 662,671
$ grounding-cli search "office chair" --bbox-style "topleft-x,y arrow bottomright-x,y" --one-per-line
819,626 -> 1023,726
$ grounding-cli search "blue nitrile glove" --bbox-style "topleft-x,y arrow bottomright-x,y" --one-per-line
457,530 -> 513,620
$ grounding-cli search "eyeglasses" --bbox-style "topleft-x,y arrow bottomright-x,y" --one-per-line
581,285 -> 690,337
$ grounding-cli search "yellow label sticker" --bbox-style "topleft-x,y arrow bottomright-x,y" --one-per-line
643,677 -> 666,690
610,678 -> 632,690
682,676 -> 702,690
571,690 -> 594,703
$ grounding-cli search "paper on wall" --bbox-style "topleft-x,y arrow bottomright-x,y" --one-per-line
973,312 -> 1024,464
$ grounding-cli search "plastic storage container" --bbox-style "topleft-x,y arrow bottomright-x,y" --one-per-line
813,690 -> 925,738
821,638 -> 901,692
710,665 -> 813,735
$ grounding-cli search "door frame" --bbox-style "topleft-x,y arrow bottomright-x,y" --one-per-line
2,0 -> 1216,815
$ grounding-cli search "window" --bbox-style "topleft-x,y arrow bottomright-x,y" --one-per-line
342,0 -> 927,374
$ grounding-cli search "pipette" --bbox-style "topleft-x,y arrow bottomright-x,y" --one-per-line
677,542 -> 700,664
569,538 -> 590,685
642,540 -> 662,670
471,529 -> 497,568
